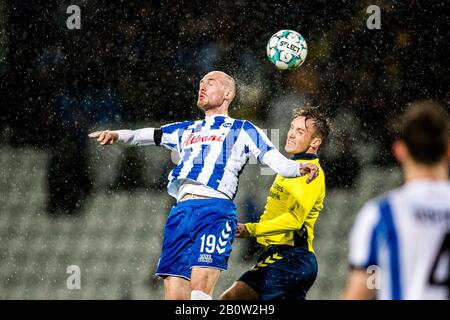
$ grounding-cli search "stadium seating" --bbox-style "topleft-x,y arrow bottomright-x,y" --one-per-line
0,146 -> 401,299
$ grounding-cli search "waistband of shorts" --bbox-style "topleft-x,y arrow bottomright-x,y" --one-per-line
267,233 -> 309,251
175,197 -> 235,208
293,230 -> 308,248
268,243 -> 309,252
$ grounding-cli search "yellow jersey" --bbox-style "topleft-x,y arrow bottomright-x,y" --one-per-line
245,154 -> 326,253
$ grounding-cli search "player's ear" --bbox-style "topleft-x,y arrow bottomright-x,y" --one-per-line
311,137 -> 322,151
393,140 -> 407,163
224,87 -> 234,101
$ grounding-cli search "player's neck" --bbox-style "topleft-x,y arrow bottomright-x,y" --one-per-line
204,110 -> 229,117
204,105 -> 229,117
404,161 -> 448,183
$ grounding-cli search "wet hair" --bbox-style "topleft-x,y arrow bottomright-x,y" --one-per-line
398,100 -> 449,165
292,104 -> 332,141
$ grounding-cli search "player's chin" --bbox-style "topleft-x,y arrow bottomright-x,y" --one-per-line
197,101 -> 207,109
284,144 -> 295,154
198,103 -> 215,111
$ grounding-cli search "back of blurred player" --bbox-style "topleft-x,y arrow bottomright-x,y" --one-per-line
342,100 -> 450,299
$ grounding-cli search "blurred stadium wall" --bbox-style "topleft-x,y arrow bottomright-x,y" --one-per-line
0,133 -> 402,299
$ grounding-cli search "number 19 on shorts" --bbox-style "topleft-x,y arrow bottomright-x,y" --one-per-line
200,234 -> 217,253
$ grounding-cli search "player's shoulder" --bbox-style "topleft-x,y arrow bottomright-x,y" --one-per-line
355,189 -> 399,223
231,118 -> 247,127
161,119 -> 197,133
293,155 -> 325,180
352,197 -> 385,231
237,119 -> 261,131
364,190 -> 392,208
393,180 -> 450,210
281,158 -> 325,188
402,180 -> 450,195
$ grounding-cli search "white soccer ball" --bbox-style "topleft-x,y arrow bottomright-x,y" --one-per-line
266,30 -> 308,70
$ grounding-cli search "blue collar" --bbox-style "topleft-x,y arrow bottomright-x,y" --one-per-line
290,153 -> 319,160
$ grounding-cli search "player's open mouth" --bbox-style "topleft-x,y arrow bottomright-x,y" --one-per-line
287,140 -> 296,145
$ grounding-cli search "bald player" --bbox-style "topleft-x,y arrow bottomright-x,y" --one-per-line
89,71 -> 319,300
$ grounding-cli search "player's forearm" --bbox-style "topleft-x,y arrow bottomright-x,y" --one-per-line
245,212 -> 304,237
115,128 -> 161,146
261,149 -> 300,177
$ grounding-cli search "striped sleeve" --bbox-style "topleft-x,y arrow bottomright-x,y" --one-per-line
160,120 -> 194,152
241,121 -> 275,161
115,128 -> 156,146
348,201 -> 381,269
241,121 -> 300,177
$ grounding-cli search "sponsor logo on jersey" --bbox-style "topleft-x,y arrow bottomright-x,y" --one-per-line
183,133 -> 225,146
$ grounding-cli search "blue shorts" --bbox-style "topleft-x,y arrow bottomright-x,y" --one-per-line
239,245 -> 318,300
155,198 -> 237,280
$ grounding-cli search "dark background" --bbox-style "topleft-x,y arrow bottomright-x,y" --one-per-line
3,1 -> 448,139
0,0 -> 449,211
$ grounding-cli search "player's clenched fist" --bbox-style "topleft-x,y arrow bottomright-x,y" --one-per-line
236,223 -> 250,238
299,162 -> 319,184
88,131 -> 119,145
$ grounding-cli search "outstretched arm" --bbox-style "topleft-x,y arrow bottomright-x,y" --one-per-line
261,149 -> 319,184
88,128 -> 161,146
242,120 -> 318,183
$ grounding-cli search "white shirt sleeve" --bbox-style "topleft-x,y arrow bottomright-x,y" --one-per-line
260,149 -> 301,177
160,121 -> 195,152
113,121 -> 192,152
242,120 -> 300,178
114,128 -> 156,146
348,201 -> 381,269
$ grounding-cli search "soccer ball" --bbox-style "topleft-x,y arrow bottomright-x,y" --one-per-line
266,30 -> 308,70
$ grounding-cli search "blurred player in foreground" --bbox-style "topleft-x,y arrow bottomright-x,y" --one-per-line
341,100 -> 450,299
221,106 -> 331,300
89,71 -> 319,300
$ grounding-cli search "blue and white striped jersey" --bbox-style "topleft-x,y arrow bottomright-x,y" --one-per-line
349,180 -> 450,299
159,115 -> 299,199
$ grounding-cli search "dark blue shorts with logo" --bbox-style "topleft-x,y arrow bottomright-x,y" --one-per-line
239,244 -> 318,300
155,198 -> 237,280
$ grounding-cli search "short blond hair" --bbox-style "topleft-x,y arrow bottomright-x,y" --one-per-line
292,104 -> 331,140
